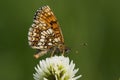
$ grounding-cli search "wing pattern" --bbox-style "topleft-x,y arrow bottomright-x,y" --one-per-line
28,6 -> 64,51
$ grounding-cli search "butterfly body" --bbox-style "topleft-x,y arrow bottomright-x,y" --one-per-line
28,6 -> 69,58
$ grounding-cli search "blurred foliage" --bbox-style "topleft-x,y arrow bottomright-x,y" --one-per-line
0,0 -> 120,80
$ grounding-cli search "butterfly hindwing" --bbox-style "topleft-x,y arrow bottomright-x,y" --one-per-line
28,6 -> 64,50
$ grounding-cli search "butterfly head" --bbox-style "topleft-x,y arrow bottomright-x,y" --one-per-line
57,43 -> 70,54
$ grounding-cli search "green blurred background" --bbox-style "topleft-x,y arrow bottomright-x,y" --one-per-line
0,0 -> 120,80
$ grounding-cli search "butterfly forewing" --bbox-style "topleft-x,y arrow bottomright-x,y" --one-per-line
28,6 -> 64,53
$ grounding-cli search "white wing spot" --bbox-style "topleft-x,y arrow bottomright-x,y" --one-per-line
28,32 -> 32,35
34,20 -> 39,24
32,46 -> 40,49
41,35 -> 45,39
48,43 -> 52,45
38,42 -> 42,45
35,25 -> 39,28
40,39 -> 45,42
40,46 -> 43,48
42,26 -> 46,29
54,38 -> 59,42
48,12 -> 51,15
43,23 -> 46,26
31,24 -> 36,27
41,32 -> 45,35
32,37 -> 35,41
29,27 -> 33,31
43,31 -> 47,35
39,23 -> 42,26
44,46 -> 47,48
48,28 -> 53,34
57,37 -> 60,41
28,42 -> 32,45
28,37 -> 32,40
33,33 -> 37,36
49,39 -> 52,41
46,30 -> 50,34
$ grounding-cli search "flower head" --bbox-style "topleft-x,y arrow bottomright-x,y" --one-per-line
33,56 -> 82,80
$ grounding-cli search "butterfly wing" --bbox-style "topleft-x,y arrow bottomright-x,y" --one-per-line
28,6 -> 64,51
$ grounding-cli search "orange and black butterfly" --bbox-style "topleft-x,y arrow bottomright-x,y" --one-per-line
28,5 -> 70,58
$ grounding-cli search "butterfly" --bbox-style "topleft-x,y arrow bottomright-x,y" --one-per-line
28,5 -> 70,59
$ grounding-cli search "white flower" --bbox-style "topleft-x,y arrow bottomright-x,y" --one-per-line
33,56 -> 82,80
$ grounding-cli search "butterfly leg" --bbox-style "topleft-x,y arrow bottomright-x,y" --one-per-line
61,49 -> 65,56
34,50 -> 48,59
51,47 -> 57,57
